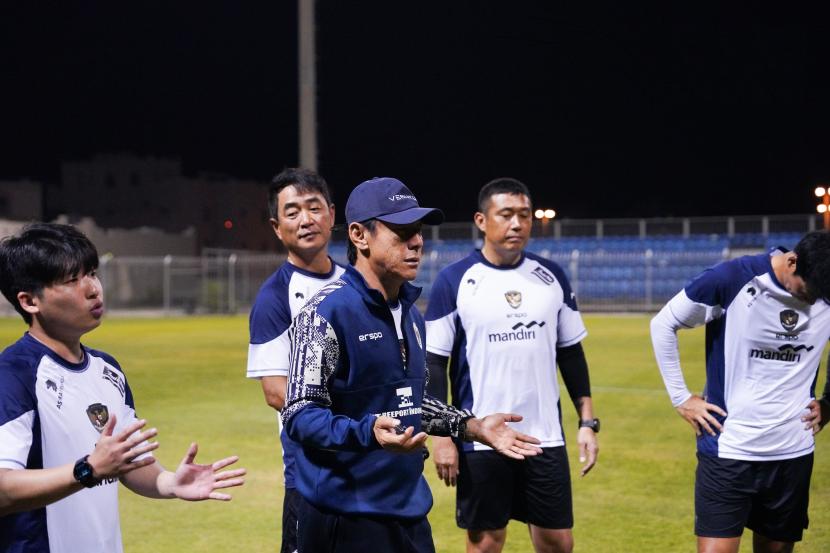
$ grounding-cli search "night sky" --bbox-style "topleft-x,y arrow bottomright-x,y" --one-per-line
3,3 -> 830,221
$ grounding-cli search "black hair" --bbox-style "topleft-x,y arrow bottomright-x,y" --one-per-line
794,230 -> 830,303
477,177 -> 532,213
347,219 -> 377,265
0,223 -> 99,324
268,167 -> 332,219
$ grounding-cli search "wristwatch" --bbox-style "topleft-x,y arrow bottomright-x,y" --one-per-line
73,455 -> 100,488
578,418 -> 600,433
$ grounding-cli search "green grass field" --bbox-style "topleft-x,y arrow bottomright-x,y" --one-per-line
0,314 -> 827,552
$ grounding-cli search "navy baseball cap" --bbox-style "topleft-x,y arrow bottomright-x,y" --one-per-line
345,177 -> 444,225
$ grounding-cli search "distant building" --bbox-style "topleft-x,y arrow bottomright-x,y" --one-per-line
53,154 -> 274,251
66,217 -> 198,256
0,216 -> 197,257
0,180 -> 43,221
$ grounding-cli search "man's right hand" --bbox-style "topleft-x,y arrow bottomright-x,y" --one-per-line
87,415 -> 159,479
676,395 -> 726,437
432,436 -> 458,486
373,416 -> 428,453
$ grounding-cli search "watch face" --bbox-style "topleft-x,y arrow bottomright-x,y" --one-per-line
580,419 -> 600,432
74,457 -> 98,487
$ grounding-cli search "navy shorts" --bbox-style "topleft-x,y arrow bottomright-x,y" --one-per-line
281,488 -> 301,553
296,495 -> 435,553
456,446 -> 573,530
695,452 -> 813,542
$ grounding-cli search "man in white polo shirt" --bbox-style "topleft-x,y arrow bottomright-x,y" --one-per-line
651,230 -> 830,553
426,177 -> 599,553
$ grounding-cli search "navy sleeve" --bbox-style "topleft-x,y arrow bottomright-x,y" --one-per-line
282,301 -> 379,451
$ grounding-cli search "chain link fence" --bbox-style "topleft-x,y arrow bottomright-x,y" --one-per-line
0,213 -> 817,317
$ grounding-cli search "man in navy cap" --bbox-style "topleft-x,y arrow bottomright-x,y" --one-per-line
282,177 -> 542,553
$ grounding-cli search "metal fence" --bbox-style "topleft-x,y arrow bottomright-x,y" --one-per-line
0,248 -> 730,317
0,213 -> 817,317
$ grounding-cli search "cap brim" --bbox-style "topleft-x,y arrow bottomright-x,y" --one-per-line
377,207 -> 444,225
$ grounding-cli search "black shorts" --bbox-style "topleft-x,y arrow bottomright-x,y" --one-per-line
456,446 -> 573,530
296,495 -> 435,553
695,452 -> 813,542
281,488 -> 301,553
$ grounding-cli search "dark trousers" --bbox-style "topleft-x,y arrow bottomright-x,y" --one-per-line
297,496 -> 435,553
281,488 -> 301,553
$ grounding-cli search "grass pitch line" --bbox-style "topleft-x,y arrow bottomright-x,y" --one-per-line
593,385 -> 666,396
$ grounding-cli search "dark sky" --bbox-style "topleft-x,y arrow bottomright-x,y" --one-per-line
3,3 -> 830,220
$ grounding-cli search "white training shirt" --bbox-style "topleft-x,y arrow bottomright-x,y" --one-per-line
246,258 -> 345,489
651,251 -> 830,461
0,334 -> 147,553
425,250 -> 587,450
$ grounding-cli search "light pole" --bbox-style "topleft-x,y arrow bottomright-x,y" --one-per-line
534,208 -> 556,236
815,187 -> 830,230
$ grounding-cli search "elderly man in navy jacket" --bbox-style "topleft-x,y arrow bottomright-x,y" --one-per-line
283,177 -> 542,553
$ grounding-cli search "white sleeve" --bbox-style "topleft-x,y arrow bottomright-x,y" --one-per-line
0,410 -> 35,470
119,404 -> 154,462
246,330 -> 291,379
426,313 -> 456,357
557,303 -> 588,347
650,290 -> 720,407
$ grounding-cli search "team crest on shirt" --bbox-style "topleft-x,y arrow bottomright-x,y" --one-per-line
86,403 -> 109,432
504,290 -> 522,309
779,310 -> 799,331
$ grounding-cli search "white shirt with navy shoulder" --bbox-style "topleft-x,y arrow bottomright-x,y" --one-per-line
0,334 -> 144,553
425,250 -> 587,451
246,259 -> 344,488
247,259 -> 345,381
651,251 -> 830,461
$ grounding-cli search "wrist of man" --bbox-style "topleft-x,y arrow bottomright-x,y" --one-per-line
458,416 -> 476,443
73,455 -> 102,488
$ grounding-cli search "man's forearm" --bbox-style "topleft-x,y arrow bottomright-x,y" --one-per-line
285,403 -> 380,451
574,396 -> 594,420
119,461 -> 171,499
260,375 -> 287,411
0,465 -> 83,516
421,394 -> 473,437
650,305 -> 693,407
426,352 -> 450,402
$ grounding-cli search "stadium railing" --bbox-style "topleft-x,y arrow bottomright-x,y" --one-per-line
0,214 -> 816,316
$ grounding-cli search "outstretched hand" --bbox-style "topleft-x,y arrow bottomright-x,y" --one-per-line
168,443 -> 246,501
373,416 -> 428,453
464,413 -> 542,460
676,395 -> 726,436
88,414 -> 159,479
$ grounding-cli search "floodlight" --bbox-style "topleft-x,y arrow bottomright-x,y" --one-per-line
544,209 -> 556,219
815,187 -> 826,197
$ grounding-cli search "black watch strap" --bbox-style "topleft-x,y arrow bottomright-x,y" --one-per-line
73,455 -> 100,488
578,418 -> 600,433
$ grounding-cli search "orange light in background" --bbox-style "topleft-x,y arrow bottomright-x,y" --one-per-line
224,219 -> 234,229
815,186 -> 830,230
534,209 -> 545,219
544,209 -> 556,219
